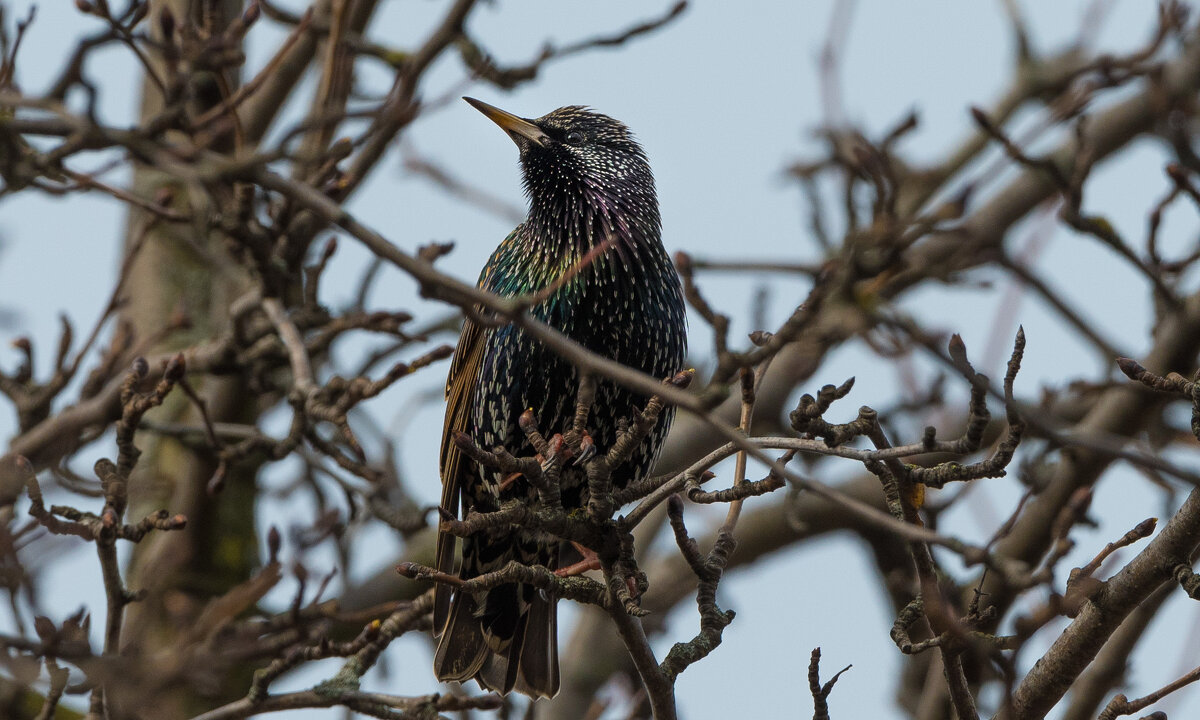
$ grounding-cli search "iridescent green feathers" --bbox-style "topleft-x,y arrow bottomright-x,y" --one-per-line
434,101 -> 687,698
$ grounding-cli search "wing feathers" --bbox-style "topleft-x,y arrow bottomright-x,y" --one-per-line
434,318 -> 484,635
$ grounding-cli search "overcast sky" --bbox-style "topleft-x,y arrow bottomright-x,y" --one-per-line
2,1 -> 1197,718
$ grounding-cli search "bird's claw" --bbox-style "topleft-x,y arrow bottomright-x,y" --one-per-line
572,431 -> 597,466
542,434 -> 567,472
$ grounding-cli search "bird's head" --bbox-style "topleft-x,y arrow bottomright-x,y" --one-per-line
464,97 -> 654,213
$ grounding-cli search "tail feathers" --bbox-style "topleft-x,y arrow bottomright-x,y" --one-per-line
513,590 -> 559,698
433,593 -> 489,684
476,611 -> 526,695
433,589 -> 560,698
433,531 -> 455,636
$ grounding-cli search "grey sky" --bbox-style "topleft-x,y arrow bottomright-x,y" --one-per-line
2,1 -> 1196,718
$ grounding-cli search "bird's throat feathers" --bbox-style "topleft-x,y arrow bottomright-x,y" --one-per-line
521,159 -> 661,265
482,103 -> 673,298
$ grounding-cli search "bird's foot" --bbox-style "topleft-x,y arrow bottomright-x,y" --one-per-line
555,541 -> 601,577
541,434 -> 569,472
572,431 -> 597,466
497,471 -> 524,492
624,575 -> 641,601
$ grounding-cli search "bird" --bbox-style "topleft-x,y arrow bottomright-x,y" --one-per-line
434,98 -> 687,698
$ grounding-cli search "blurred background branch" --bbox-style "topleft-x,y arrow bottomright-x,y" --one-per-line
1,1 -> 1200,719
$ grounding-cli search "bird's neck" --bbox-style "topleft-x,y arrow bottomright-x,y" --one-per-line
525,183 -> 662,258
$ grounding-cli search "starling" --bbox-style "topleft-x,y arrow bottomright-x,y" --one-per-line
434,98 -> 687,698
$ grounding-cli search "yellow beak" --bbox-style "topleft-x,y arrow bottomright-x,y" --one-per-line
463,97 -> 549,147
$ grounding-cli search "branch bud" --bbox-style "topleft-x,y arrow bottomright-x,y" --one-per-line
131,356 -> 149,379
164,352 -> 186,383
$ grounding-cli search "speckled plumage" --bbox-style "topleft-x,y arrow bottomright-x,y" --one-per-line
434,101 -> 687,698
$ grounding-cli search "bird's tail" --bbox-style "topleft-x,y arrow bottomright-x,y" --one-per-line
433,537 -> 560,698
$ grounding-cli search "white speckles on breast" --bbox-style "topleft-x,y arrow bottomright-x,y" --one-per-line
467,106 -> 687,507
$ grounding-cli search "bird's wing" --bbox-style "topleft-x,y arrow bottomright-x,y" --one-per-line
434,314 -> 485,634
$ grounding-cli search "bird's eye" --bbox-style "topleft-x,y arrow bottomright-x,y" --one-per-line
564,131 -> 584,144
